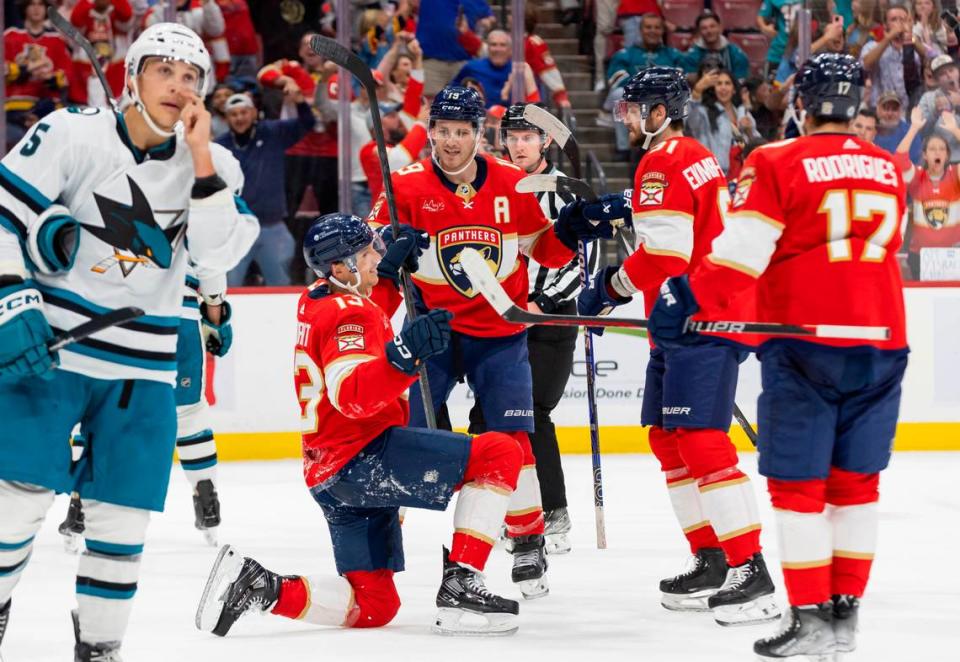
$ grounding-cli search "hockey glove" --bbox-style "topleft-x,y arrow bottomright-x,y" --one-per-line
647,276 -> 701,348
0,279 -> 57,382
582,192 -> 633,227
201,301 -> 233,357
554,200 -> 617,251
577,266 -> 633,336
28,205 -> 80,275
377,224 -> 431,285
385,309 -> 453,376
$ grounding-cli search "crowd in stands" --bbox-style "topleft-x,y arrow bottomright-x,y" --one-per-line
4,0 -> 960,284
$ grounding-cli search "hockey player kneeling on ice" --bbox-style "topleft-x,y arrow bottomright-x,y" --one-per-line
0,22 -> 258,662
576,66 -> 778,627
649,54 -> 909,661
197,214 -> 526,637
369,86 -> 615,599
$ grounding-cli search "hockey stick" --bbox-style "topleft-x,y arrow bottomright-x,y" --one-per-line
524,104 -> 582,179
516,173 -> 598,202
458,248 -> 891,340
46,3 -> 119,112
309,35 -> 437,429
49,306 -> 146,352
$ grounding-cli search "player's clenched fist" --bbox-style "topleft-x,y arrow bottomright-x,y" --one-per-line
553,193 -> 627,250
0,280 -> 57,381
385,309 -> 454,375
647,275 -> 700,348
376,224 -> 430,285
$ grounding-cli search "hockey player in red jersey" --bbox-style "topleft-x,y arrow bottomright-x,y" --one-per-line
648,53 -> 909,660
577,67 -> 778,626
197,214 -> 529,636
369,86 -> 617,599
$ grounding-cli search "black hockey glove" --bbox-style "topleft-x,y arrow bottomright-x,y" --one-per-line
377,224 -> 430,285
385,309 -> 453,375
554,199 -> 618,251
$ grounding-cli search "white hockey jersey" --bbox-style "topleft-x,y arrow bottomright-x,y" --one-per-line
0,106 -> 258,385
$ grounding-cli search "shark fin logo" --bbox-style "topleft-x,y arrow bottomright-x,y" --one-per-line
83,176 -> 184,277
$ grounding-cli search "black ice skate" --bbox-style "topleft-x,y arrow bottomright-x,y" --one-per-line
0,599 -> 10,651
832,594 -> 859,653
511,534 -> 549,599
193,479 -> 221,546
433,547 -> 519,636
72,609 -> 122,662
544,507 -> 572,555
59,494 -> 85,555
754,603 -> 837,661
195,545 -> 281,636
659,547 -> 728,612
708,552 -> 780,626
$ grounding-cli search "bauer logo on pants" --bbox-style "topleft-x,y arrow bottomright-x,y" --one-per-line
438,226 -> 502,298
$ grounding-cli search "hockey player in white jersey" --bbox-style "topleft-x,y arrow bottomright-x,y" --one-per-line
0,22 -> 257,662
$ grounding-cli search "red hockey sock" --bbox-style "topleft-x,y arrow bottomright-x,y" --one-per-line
271,577 -> 309,619
504,431 -> 544,537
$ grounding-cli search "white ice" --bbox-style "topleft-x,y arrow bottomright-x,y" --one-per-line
3,453 -> 958,662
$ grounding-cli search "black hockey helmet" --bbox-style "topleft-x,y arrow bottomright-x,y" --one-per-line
429,86 -> 486,129
795,53 -> 864,122
617,66 -> 690,123
303,213 -> 384,279
499,102 -> 547,146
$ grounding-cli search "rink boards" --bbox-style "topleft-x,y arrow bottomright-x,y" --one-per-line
205,284 -> 960,459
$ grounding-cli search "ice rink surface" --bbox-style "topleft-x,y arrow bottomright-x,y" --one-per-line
3,452 -> 958,662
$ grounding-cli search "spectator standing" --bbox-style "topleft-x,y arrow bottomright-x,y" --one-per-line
593,0 -> 618,90
681,10 -> 751,83
758,0 -> 801,75
846,0 -> 883,59
69,0 -> 133,105
524,7 -> 571,108
452,29 -> 514,108
4,0 -> 72,146
860,3 -> 923,109
687,68 -> 761,176
916,54 -> 960,162
217,91 -> 315,286
896,106 -> 960,276
875,89 -> 924,161
912,0 -> 949,58
416,0 -> 494,97
216,0 -> 259,79
248,0 -> 321,62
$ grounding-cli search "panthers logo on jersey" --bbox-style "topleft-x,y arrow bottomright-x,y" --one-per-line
438,226 -> 502,298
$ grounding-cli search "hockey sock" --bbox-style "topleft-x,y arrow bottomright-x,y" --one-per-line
0,481 -> 54,604
503,431 -> 545,538
451,432 -> 521,571
271,573 -> 362,627
76,501 -> 150,644
649,427 -> 721,553
175,428 -> 218,488
675,428 -> 762,566
827,468 -> 880,598
769,478 -> 832,606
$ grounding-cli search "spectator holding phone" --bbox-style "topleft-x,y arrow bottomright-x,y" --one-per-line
861,2 -> 923,108
912,0 -> 950,57
687,67 -> 761,176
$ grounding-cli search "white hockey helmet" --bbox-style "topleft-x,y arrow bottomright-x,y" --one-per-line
124,22 -> 212,137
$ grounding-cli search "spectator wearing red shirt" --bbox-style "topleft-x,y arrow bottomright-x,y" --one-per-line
69,0 -> 133,105
215,0 -> 259,79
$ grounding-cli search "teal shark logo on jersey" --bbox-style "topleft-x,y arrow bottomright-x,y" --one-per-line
83,176 -> 185,277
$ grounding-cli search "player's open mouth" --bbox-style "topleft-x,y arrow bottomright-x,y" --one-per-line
162,101 -> 182,110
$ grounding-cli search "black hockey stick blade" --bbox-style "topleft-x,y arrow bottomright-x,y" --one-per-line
48,306 -> 145,352
515,174 -> 598,202
46,3 -> 118,112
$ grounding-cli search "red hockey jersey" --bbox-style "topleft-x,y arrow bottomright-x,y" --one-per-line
369,154 -> 575,337
3,27 -> 72,111
294,282 -> 415,489
691,133 -> 908,350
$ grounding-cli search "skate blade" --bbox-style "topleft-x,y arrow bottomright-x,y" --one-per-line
756,654 -> 836,662
517,576 -> 549,600
195,544 -> 244,633
544,533 -> 571,555
714,594 -> 781,627
661,589 -> 717,612
61,531 -> 83,555
432,608 -> 518,636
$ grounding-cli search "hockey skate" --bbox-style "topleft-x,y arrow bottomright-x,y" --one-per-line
59,494 -> 85,554
544,507 -> 572,555
193,479 -> 221,546
511,534 -> 549,599
72,609 -> 123,662
832,594 -> 859,654
754,603 -> 837,662
0,599 -> 10,654
195,545 -> 281,636
708,553 -> 781,626
433,547 -> 519,636
659,547 -> 728,612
